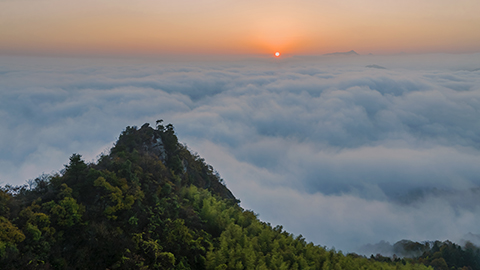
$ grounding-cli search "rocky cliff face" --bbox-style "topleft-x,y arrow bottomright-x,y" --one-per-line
143,135 -> 167,162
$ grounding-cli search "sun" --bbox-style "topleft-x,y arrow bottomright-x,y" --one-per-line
275,52 -> 280,57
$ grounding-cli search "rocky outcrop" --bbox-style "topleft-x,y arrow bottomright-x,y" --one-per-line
143,135 -> 167,162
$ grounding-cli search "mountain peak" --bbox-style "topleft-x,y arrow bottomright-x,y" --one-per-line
0,122 -> 472,270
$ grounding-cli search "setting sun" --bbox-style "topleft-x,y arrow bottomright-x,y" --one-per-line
275,52 -> 280,57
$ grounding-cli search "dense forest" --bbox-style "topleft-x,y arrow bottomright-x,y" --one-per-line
366,239 -> 480,270
0,121 -> 477,269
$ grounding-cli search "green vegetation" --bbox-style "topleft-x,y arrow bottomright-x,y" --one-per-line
369,240 -> 480,270
0,121 -> 467,269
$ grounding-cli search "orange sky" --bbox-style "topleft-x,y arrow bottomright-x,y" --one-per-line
1,0 -> 479,56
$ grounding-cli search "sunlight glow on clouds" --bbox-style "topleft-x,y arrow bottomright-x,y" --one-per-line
1,53 -> 480,252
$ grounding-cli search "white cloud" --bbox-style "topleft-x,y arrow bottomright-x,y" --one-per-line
2,53 -> 480,252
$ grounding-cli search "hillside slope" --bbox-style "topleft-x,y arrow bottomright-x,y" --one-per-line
0,122 -> 433,270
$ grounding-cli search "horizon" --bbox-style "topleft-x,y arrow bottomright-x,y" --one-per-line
2,49 -> 480,60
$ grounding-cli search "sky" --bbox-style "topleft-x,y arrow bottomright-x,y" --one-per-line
1,53 -> 480,253
1,0 -> 480,56
2,0 -> 480,255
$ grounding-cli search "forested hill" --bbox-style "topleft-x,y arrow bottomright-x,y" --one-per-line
0,121 -> 434,269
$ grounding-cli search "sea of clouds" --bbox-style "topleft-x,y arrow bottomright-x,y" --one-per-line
1,53 -> 480,253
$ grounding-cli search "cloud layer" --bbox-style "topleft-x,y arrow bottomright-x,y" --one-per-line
1,54 -> 480,252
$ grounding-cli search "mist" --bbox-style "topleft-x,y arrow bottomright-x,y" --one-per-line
1,53 -> 480,252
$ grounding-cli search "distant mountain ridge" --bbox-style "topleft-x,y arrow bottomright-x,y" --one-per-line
324,50 -> 359,56
366,64 -> 387,69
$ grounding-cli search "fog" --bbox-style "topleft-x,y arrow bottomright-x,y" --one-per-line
1,53 -> 480,252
